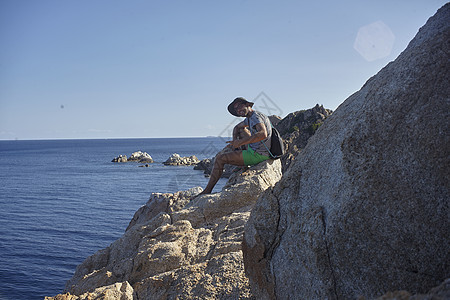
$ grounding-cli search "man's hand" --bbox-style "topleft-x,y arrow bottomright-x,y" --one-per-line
226,139 -> 243,150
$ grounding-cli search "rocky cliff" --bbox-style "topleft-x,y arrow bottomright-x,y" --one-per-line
243,4 -> 449,300
47,159 -> 282,299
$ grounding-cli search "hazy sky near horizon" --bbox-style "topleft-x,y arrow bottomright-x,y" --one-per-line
0,0 -> 446,140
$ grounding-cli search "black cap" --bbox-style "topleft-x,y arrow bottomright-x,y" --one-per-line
227,97 -> 254,117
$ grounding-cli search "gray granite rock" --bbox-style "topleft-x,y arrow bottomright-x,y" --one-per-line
243,4 -> 450,299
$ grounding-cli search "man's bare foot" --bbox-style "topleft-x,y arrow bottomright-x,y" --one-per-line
198,189 -> 212,195
191,189 -> 211,200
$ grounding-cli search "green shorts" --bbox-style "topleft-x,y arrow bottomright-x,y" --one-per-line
242,146 -> 270,166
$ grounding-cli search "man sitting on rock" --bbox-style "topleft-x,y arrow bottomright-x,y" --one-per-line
199,97 -> 272,195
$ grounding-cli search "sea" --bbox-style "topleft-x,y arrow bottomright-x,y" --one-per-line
0,137 -> 229,300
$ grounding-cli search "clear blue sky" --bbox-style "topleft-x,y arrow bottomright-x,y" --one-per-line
0,0 -> 446,140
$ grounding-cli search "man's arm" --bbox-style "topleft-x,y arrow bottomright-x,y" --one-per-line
228,122 -> 268,149
232,121 -> 248,140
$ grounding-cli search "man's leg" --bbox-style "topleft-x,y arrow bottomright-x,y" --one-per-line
200,150 -> 245,194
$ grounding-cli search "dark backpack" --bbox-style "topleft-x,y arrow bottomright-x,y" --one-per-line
247,116 -> 285,159
268,126 -> 285,159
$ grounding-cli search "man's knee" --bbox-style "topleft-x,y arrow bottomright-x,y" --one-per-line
214,153 -> 226,166
215,152 -> 237,166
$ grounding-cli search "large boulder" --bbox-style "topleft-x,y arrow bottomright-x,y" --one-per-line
128,151 -> 154,163
112,151 -> 154,163
54,159 -> 282,299
243,4 -> 450,300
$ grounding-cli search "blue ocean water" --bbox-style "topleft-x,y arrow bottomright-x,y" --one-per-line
0,138 -> 228,300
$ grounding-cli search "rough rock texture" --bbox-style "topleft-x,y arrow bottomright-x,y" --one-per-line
54,159 -> 282,299
193,157 -> 213,171
268,115 -> 282,127
45,282 -> 134,300
243,4 -> 449,300
373,278 -> 450,300
275,104 -> 332,172
163,153 -> 200,166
